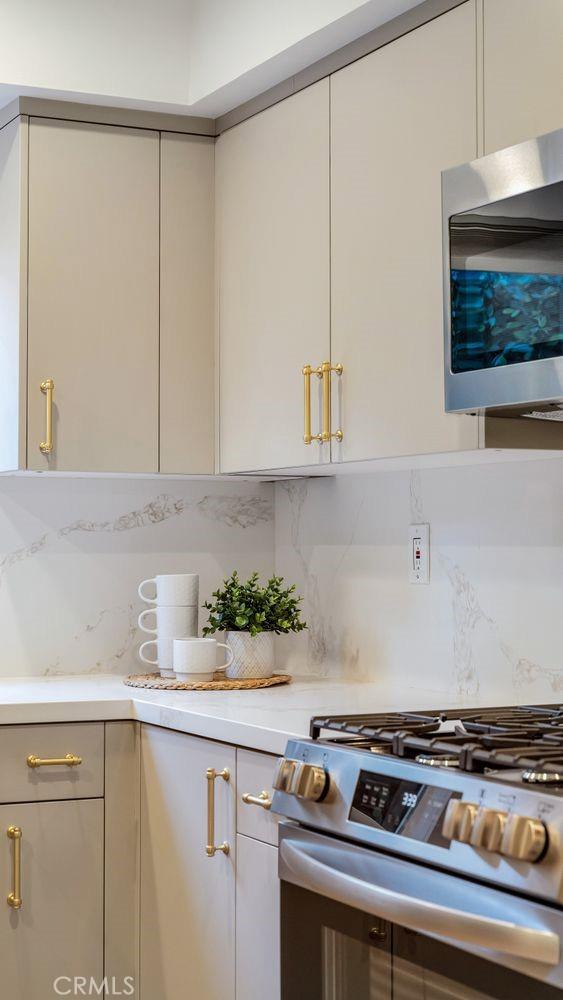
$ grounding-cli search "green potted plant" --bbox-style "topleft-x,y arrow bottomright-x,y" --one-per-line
203,571 -> 306,679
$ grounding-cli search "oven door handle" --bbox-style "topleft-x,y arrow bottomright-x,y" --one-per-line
280,838 -> 560,966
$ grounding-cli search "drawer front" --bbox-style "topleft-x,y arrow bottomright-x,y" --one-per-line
0,723 -> 104,803
237,748 -> 279,846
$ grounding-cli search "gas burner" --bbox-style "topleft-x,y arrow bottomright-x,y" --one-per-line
415,753 -> 460,768
309,703 -> 563,783
522,769 -> 563,785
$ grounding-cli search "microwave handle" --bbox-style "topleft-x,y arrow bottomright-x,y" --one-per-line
280,838 -> 560,966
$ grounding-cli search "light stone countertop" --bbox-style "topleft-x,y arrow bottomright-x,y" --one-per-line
0,674 -> 535,755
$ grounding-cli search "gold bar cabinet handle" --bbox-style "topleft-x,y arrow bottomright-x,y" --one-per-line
320,361 -> 344,443
302,364 -> 323,445
242,790 -> 272,811
7,826 -> 22,910
206,767 -> 230,857
39,378 -> 55,455
27,753 -> 82,769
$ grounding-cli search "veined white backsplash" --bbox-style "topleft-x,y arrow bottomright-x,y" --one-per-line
0,476 -> 273,677
274,459 -> 563,702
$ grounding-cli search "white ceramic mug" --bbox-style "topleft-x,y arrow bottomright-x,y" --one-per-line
173,638 -> 234,681
138,605 -> 198,638
139,637 -> 176,678
138,574 -> 199,607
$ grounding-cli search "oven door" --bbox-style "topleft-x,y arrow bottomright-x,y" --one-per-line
279,824 -> 563,1000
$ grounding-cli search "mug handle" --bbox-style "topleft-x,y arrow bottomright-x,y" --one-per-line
138,609 -> 157,635
139,640 -> 158,666
215,642 -> 234,672
138,578 -> 157,604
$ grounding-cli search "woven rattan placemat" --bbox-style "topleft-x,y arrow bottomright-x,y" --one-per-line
124,672 -> 291,691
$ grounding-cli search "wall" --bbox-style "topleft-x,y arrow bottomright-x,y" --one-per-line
188,0 -> 421,114
0,0 -> 192,110
0,0 -> 423,115
274,458 -> 563,703
0,476 -> 273,677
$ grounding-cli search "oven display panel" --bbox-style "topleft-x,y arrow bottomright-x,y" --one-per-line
349,771 -> 458,848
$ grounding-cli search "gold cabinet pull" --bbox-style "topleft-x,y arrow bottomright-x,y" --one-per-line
206,767 -> 230,857
320,361 -> 344,443
7,826 -> 22,909
242,790 -> 272,811
302,364 -> 323,444
39,378 -> 55,455
303,362 -> 343,444
27,753 -> 82,769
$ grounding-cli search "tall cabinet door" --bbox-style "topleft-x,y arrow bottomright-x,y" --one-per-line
330,3 -> 478,463
483,0 -> 563,154
27,118 -> 159,472
160,132 -> 215,473
140,725 -> 236,1000
0,798 -> 103,999
217,80 -> 330,473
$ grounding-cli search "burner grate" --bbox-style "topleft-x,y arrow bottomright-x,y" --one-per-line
309,704 -> 563,779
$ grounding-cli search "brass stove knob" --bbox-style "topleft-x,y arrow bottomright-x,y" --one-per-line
500,814 -> 548,863
295,764 -> 329,802
469,808 -> 508,852
272,758 -> 300,794
442,800 -> 479,843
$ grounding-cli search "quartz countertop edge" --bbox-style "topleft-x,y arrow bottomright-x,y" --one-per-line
0,674 -> 532,757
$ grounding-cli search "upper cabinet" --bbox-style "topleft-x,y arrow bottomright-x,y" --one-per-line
330,2 -> 478,463
0,112 -> 214,474
483,0 -> 563,154
160,132 -> 215,474
27,119 -> 159,473
216,80 -> 330,473
216,6 -> 479,472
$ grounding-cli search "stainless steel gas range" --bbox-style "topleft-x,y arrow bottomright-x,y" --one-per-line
271,705 -> 563,999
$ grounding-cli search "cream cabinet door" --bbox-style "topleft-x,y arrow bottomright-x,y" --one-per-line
217,80 -> 330,473
236,834 -> 280,1000
140,725 -> 236,1000
330,4 -> 478,464
160,133 -> 215,473
0,798 -> 103,999
484,0 -> 563,153
27,118 -> 159,472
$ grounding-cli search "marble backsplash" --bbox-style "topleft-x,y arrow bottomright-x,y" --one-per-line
0,476 -> 273,677
274,458 -> 563,703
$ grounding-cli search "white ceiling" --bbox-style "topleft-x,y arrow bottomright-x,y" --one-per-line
0,0 -> 424,118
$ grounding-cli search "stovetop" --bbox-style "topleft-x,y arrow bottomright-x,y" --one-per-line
310,704 -> 563,787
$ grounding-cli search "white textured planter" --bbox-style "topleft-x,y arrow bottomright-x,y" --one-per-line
225,631 -> 275,680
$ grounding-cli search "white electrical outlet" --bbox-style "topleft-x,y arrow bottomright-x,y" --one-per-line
408,524 -> 430,584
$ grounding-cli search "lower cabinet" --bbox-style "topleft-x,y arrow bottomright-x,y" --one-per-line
0,798 -> 104,998
140,724 -> 236,1000
139,728 -> 282,1000
236,834 -> 280,1000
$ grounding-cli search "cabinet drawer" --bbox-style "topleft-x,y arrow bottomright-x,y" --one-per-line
0,723 -> 104,803
237,749 -> 279,846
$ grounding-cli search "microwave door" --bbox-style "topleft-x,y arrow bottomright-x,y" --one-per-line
443,127 -> 563,413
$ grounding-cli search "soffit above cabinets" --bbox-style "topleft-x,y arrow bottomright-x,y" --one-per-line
0,0 -> 463,126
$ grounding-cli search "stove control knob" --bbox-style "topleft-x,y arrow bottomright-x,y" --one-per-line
469,808 -> 508,852
500,814 -> 548,863
442,800 -> 478,843
295,764 -> 329,802
272,758 -> 300,794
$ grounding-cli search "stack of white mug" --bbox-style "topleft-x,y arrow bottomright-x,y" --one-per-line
137,573 -> 234,682
138,574 -> 200,679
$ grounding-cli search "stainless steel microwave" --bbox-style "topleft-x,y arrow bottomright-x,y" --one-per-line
443,127 -> 563,417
